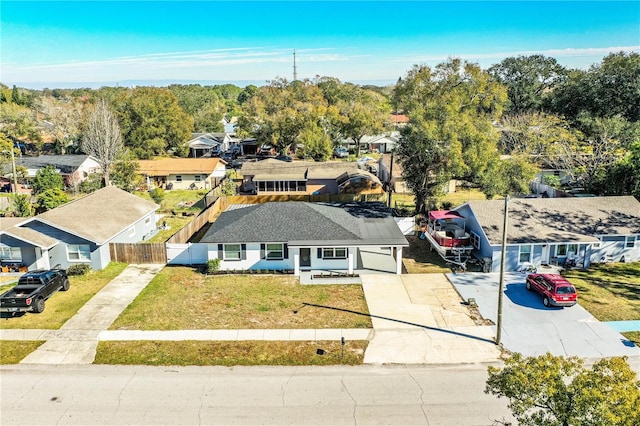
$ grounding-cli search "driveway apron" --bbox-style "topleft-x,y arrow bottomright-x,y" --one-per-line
19,264 -> 165,365
361,274 -> 501,364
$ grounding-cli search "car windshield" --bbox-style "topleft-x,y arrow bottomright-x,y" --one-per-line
556,286 -> 576,294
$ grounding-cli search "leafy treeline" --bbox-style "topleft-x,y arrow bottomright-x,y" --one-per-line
0,51 -> 638,206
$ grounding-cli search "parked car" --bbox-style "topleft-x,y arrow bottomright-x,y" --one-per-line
334,147 -> 349,158
210,146 -> 223,157
525,273 -> 578,307
275,155 -> 293,162
221,151 -> 235,163
0,268 -> 70,315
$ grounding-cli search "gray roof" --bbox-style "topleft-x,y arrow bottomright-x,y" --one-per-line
1,218 -> 59,248
15,155 -> 94,172
465,196 -> 640,245
242,159 -> 382,185
200,202 -> 409,247
29,186 -> 159,245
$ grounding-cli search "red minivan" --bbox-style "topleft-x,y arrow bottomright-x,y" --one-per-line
525,273 -> 578,307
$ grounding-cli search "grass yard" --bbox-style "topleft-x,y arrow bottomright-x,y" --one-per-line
110,266 -> 372,330
563,262 -> 640,344
95,340 -> 368,366
0,341 -> 44,364
402,235 -> 458,274
0,262 -> 128,329
392,189 -> 488,213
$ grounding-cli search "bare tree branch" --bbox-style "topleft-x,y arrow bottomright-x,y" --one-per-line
81,99 -> 123,186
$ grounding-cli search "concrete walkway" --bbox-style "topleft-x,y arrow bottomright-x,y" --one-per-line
361,274 -> 502,364
15,264 -> 165,364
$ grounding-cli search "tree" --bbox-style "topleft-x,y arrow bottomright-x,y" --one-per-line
549,52 -> 640,123
489,55 -> 567,114
110,150 -> 142,193
486,353 -> 640,426
394,59 -> 508,212
114,87 -> 194,159
32,165 -> 64,196
35,188 -> 68,213
81,98 -> 123,186
11,193 -> 32,217
296,122 -> 333,161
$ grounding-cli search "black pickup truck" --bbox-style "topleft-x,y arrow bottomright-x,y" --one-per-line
0,269 -> 70,315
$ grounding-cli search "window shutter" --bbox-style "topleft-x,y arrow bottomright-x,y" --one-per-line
241,244 -> 247,260
284,244 -> 289,259
317,248 -> 322,259
260,244 -> 265,259
217,244 -> 223,259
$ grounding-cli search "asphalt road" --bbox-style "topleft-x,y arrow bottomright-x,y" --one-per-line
1,364 -> 514,425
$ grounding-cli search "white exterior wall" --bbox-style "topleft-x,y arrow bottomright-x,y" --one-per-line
209,243 -> 295,271
590,235 -> 640,263
167,243 -> 209,265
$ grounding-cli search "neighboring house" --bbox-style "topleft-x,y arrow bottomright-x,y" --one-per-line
340,132 -> 399,154
199,201 -> 409,275
0,186 -> 159,271
452,196 -> 640,272
137,158 -> 227,190
188,132 -> 239,158
388,113 -> 409,128
13,155 -> 102,188
240,159 -> 384,195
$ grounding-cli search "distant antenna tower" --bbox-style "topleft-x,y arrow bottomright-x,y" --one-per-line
293,49 -> 298,81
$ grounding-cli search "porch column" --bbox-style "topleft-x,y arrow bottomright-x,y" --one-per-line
395,246 -> 403,275
348,248 -> 354,274
294,252 -> 300,276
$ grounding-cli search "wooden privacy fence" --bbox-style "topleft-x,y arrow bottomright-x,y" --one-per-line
109,243 -> 168,264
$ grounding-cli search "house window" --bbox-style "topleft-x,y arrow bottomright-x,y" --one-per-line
626,236 -> 636,248
556,244 -> 578,256
470,231 -> 480,249
321,248 -> 347,259
195,175 -> 202,182
67,244 -> 91,261
176,175 -> 182,182
0,245 -> 21,261
266,243 -> 284,260
519,245 -> 532,263
145,217 -> 151,224
223,244 -> 241,260
128,226 -> 135,237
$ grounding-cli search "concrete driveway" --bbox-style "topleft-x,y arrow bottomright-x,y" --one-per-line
448,272 -> 640,360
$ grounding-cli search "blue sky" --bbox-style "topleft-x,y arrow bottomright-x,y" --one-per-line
2,1 -> 639,89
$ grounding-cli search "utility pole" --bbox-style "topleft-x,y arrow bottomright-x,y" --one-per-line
293,49 -> 298,81
496,195 -> 509,345
387,150 -> 394,208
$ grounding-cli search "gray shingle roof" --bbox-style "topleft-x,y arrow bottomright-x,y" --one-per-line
15,155 -> 93,171
200,202 -> 409,247
466,196 -> 640,245
31,186 -> 159,245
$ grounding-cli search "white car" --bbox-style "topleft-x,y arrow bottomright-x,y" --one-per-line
334,147 -> 349,158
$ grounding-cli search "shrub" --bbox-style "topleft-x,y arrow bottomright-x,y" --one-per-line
67,264 -> 91,276
205,259 -> 220,274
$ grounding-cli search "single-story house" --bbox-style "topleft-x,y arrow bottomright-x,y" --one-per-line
452,196 -> 640,272
241,159 -> 384,195
137,158 -> 227,190
340,132 -> 399,154
199,201 -> 409,275
188,132 -> 239,158
0,186 -> 159,271
12,154 -> 102,189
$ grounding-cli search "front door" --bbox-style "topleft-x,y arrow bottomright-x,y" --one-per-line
541,245 -> 550,265
300,248 -> 311,268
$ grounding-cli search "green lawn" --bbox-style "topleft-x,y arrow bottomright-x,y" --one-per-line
95,340 -> 368,366
562,262 -> 640,322
0,262 -> 128,329
0,341 -> 44,364
110,266 -> 372,330
561,262 -> 640,348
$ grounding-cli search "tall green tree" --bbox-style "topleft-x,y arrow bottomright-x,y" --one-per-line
111,150 -> 142,193
489,55 -> 567,114
11,193 -> 32,217
549,52 -> 640,122
35,188 -> 68,214
32,165 -> 64,196
114,87 -> 194,158
486,353 -> 640,426
394,59 -> 511,212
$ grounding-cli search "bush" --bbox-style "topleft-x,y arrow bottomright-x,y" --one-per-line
67,264 -> 91,276
205,259 -> 220,274
149,188 -> 165,204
